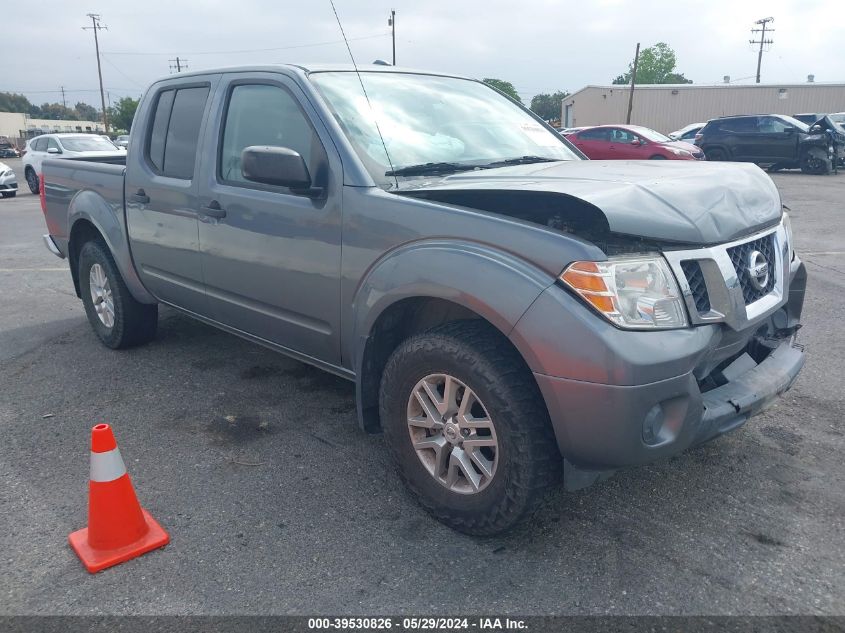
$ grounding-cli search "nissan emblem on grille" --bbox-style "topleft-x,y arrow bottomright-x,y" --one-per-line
747,250 -> 770,291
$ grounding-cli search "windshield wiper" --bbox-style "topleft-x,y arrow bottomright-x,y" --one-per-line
481,156 -> 561,168
385,162 -> 479,177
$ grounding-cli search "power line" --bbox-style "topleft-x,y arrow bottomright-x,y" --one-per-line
100,54 -> 144,88
82,13 -> 110,133
100,33 -> 388,56
750,17 -> 774,84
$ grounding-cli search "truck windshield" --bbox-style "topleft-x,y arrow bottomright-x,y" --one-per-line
310,71 -> 580,185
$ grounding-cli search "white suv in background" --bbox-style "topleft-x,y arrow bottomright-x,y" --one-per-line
22,133 -> 124,194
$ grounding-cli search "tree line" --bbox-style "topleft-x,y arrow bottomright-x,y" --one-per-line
0,91 -> 140,133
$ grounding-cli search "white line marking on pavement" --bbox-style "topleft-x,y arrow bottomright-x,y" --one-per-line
0,267 -> 68,272
803,251 -> 845,256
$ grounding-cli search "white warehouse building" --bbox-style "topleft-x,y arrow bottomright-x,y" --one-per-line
561,82 -> 845,134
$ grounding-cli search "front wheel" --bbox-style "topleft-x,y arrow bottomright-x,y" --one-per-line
379,320 -> 562,535
649,154 -> 667,160
78,239 -> 158,349
25,168 -> 39,194
800,149 -> 830,175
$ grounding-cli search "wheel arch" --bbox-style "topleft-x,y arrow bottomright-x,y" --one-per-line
67,200 -> 156,304
350,240 -> 555,432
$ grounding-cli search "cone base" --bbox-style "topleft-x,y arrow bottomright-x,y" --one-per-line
68,508 -> 169,573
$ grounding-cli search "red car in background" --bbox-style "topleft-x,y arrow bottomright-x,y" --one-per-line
564,124 -> 705,160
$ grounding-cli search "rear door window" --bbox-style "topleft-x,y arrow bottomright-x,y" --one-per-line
145,85 -> 209,179
720,117 -> 757,133
578,128 -> 610,141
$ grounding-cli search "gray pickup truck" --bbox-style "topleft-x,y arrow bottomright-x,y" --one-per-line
41,64 -> 807,535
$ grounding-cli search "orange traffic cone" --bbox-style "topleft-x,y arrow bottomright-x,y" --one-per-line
68,423 -> 169,573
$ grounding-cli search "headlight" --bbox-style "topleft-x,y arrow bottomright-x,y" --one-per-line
669,148 -> 691,157
561,255 -> 689,329
782,212 -> 795,263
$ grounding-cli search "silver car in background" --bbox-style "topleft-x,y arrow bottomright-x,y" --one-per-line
0,161 -> 17,198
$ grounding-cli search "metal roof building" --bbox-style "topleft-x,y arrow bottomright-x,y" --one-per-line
561,82 -> 845,134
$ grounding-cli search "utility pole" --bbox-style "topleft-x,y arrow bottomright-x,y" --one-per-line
750,17 -> 774,84
388,10 -> 395,65
626,42 -> 640,124
169,57 -> 188,73
60,86 -> 67,109
83,13 -> 109,134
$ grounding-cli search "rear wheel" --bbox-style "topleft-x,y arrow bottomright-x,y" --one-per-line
705,147 -> 727,161
25,168 -> 39,194
78,239 -> 158,349
800,149 -> 830,175
379,320 -> 561,535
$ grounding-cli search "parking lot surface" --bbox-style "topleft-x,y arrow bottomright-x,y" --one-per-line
1,160 -> 843,615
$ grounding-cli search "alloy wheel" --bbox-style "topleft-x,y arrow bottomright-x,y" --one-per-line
406,373 -> 498,494
89,263 -> 115,328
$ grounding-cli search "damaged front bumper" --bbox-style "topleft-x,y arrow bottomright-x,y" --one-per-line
511,252 -> 807,490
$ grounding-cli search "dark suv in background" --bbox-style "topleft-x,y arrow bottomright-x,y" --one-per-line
696,114 -> 841,174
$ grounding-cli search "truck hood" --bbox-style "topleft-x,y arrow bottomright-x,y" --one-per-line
397,160 -> 782,245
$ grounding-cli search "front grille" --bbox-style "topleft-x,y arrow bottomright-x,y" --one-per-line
680,260 -> 711,312
727,233 -> 776,304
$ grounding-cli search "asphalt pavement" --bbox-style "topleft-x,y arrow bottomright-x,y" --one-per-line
1,159 -> 843,615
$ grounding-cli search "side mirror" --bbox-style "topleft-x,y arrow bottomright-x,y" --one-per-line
809,125 -> 822,134
630,138 -> 642,146
784,127 -> 795,134
241,146 -> 322,196
47,146 -> 61,154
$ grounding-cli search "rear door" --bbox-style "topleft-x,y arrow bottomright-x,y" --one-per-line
28,137 -> 49,174
125,77 -> 219,315
571,128 -> 611,158
719,117 -> 760,160
195,72 -> 343,364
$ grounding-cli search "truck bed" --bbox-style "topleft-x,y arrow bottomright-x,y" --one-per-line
42,157 -> 126,256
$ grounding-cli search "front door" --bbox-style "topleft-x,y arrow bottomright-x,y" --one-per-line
125,79 -> 218,315
196,74 -> 343,365
755,116 -> 800,162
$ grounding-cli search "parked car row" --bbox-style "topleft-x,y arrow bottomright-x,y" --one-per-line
564,111 -> 844,174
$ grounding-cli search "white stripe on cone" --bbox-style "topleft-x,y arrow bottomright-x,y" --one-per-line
89,448 -> 127,482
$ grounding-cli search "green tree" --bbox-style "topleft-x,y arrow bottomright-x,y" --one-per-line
38,103 -> 78,120
482,78 -> 522,103
0,91 -> 34,113
74,102 -> 99,122
612,42 -> 692,85
530,90 -> 570,121
108,97 -> 140,132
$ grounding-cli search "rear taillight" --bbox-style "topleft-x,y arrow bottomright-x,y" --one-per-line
693,133 -> 703,143
39,173 -> 47,215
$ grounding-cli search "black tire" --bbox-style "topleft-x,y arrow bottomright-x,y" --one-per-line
25,168 -> 39,194
800,149 -> 830,175
649,154 -> 667,160
705,147 -> 727,161
78,239 -> 158,349
1,191 -> 15,198
379,320 -> 562,536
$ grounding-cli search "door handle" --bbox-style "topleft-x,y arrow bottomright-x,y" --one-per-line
129,189 -> 150,204
200,200 -> 227,219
